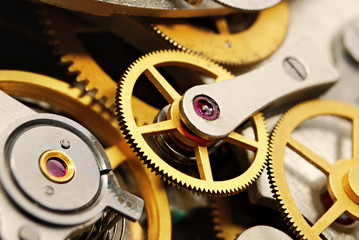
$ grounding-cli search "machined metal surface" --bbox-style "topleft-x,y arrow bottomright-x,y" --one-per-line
180,40 -> 339,139
236,226 -> 292,240
0,90 -> 144,239
341,17 -> 359,64
0,70 -> 171,240
214,0 -> 281,11
38,0 -> 237,18
116,50 -> 269,196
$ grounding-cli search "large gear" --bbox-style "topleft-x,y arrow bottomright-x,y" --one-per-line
149,1 -> 289,65
268,100 -> 359,240
0,70 -> 171,240
116,50 -> 269,196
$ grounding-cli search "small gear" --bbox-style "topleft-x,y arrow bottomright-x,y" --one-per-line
268,100 -> 359,240
0,70 -> 171,240
116,50 -> 269,196
149,1 -> 289,65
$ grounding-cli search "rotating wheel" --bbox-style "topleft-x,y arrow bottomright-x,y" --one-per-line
0,70 -> 171,240
268,100 -> 359,239
116,50 -> 269,196
149,1 -> 289,65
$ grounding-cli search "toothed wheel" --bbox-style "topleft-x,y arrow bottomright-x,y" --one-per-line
116,50 -> 268,196
149,1 -> 289,65
268,100 -> 359,240
0,70 -> 171,240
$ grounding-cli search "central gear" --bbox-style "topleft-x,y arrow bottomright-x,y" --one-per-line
149,1 -> 289,65
268,100 -> 359,240
116,50 -> 269,196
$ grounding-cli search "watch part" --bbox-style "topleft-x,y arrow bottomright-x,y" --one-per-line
0,70 -> 171,240
179,40 -> 339,139
41,8 -> 159,119
149,1 -> 289,65
214,0 -> 281,11
116,50 -> 269,196
0,90 -> 143,239
37,0 -> 237,18
268,100 -> 359,240
236,226 -> 292,240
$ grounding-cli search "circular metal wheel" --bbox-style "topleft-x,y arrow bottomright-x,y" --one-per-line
268,100 -> 359,240
0,70 -> 171,240
116,50 -> 269,196
150,1 -> 289,65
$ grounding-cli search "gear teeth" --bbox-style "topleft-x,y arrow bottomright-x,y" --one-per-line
40,8 -> 116,109
146,2 -> 289,66
266,100 -> 323,240
116,50 -> 268,196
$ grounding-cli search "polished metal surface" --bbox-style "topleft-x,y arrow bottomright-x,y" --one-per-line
0,90 -> 144,239
38,0 -> 236,18
214,0 -> 281,10
180,40 -> 339,139
236,226 -> 293,240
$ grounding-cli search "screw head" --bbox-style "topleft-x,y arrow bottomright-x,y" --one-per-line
283,57 -> 307,81
60,139 -> 70,149
44,185 -> 54,195
193,95 -> 219,120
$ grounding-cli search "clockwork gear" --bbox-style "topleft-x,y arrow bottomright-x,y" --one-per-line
116,50 -> 269,196
268,100 -> 359,240
0,70 -> 171,240
149,1 -> 289,65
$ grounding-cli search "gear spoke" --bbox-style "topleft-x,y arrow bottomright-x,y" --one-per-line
138,119 -> 177,137
194,145 -> 213,181
352,117 -> 359,159
287,135 -> 332,175
214,17 -> 230,34
311,201 -> 346,236
145,66 -> 181,104
224,132 -> 258,151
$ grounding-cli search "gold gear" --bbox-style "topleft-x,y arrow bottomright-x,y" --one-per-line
41,8 -> 158,119
268,100 -> 359,240
0,70 -> 171,240
149,1 -> 289,65
116,50 -> 269,196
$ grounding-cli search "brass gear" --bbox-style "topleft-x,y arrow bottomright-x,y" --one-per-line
0,70 -> 171,240
41,8 -> 158,118
268,100 -> 359,240
149,1 -> 289,65
116,50 -> 269,196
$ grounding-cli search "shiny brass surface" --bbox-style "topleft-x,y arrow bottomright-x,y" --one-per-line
116,50 -> 269,196
0,70 -> 171,240
268,100 -> 359,240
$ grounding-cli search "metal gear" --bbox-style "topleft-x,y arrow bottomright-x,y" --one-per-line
41,8 -> 158,117
268,100 -> 359,240
149,1 -> 289,65
116,50 -> 269,196
0,70 -> 171,240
